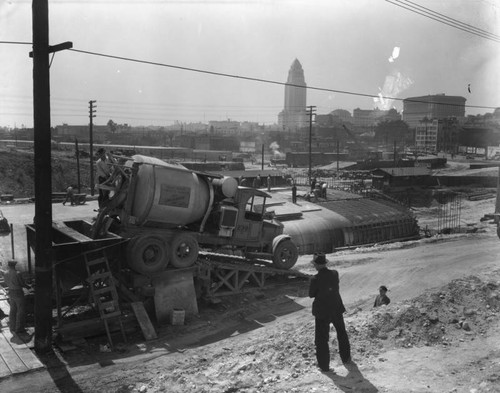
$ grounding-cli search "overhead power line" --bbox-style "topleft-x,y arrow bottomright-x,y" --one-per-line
1,40 -> 498,111
0,40 -> 32,45
385,0 -> 500,43
68,48 -> 498,110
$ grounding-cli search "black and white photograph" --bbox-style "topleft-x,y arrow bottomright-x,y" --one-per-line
0,1 -> 499,392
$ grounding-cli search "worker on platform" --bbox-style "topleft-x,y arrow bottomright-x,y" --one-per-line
96,148 -> 112,209
373,285 -> 391,307
0,260 -> 28,334
309,253 -> 351,372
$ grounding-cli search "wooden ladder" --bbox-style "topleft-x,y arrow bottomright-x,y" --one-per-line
84,252 -> 126,348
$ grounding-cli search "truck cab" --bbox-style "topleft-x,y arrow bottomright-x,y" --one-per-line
199,186 -> 295,268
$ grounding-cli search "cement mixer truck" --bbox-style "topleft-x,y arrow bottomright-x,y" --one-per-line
91,155 -> 298,275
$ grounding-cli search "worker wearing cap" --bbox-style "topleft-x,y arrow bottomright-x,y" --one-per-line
374,285 -> 391,307
0,260 -> 27,334
309,253 -> 351,372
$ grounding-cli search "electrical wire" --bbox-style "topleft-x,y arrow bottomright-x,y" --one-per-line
400,0 -> 500,40
385,0 -> 500,43
1,39 -> 498,115
68,48 -> 498,110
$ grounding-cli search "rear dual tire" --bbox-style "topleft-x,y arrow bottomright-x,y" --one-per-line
170,233 -> 199,268
126,235 -> 170,275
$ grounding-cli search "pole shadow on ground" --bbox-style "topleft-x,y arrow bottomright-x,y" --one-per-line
38,350 -> 84,393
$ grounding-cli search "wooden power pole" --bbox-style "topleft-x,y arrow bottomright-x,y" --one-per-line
89,100 -> 96,196
32,0 -> 72,353
306,106 -> 316,185
32,0 -> 53,354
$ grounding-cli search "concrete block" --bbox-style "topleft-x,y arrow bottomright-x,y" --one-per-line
152,268 -> 198,325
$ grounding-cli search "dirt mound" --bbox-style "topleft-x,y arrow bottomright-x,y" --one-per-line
122,274 -> 500,393
0,148 -> 91,198
348,274 -> 500,355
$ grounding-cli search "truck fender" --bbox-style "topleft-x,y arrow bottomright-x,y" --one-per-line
272,234 -> 292,253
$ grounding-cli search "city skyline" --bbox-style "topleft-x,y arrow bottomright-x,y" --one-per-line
1,0 -> 499,128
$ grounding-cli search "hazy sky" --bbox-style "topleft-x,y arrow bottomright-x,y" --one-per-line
1,0 -> 499,128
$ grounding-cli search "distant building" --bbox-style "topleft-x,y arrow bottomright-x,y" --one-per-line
371,167 -> 434,189
352,108 -> 401,128
415,118 -> 461,154
53,124 -> 109,143
278,59 -> 307,130
403,94 -> 466,129
208,120 -> 241,136
316,109 -> 352,127
415,119 -> 439,153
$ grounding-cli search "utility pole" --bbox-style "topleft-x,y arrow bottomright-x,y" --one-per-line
261,143 -> 264,171
306,106 -> 316,185
75,138 -> 81,193
494,164 -> 500,244
261,132 -> 265,171
89,100 -> 96,196
31,0 -> 72,353
336,140 -> 340,172
393,140 -> 397,167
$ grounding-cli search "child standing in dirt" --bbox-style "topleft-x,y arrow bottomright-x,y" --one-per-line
374,285 -> 391,307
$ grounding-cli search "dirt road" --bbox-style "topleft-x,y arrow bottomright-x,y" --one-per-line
0,200 -> 98,269
0,225 -> 498,393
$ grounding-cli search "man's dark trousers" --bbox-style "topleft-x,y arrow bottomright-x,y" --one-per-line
8,289 -> 26,332
315,313 -> 351,369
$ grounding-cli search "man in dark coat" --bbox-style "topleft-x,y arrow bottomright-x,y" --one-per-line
309,253 -> 351,372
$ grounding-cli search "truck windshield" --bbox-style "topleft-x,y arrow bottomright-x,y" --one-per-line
245,195 -> 266,215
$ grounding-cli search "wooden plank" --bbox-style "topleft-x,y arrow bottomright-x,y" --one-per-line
1,329 -> 43,371
0,298 -> 9,315
52,221 -> 93,243
0,328 -> 36,350
56,314 -> 136,341
131,302 -> 157,340
0,288 -> 9,313
0,348 -> 11,379
0,331 -> 27,374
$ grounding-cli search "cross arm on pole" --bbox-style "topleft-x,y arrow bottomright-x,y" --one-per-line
29,41 -> 73,57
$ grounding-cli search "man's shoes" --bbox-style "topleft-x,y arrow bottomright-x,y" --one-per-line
14,329 -> 28,336
62,202 -> 65,205
318,365 -> 331,372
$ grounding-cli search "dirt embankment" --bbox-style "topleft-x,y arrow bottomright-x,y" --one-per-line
0,148 -> 91,197
55,271 -> 500,393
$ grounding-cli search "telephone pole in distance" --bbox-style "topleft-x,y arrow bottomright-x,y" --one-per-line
89,100 -> 96,196
306,106 -> 316,185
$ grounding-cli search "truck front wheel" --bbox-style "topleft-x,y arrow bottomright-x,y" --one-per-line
127,235 -> 170,274
170,233 -> 199,268
272,239 -> 298,270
